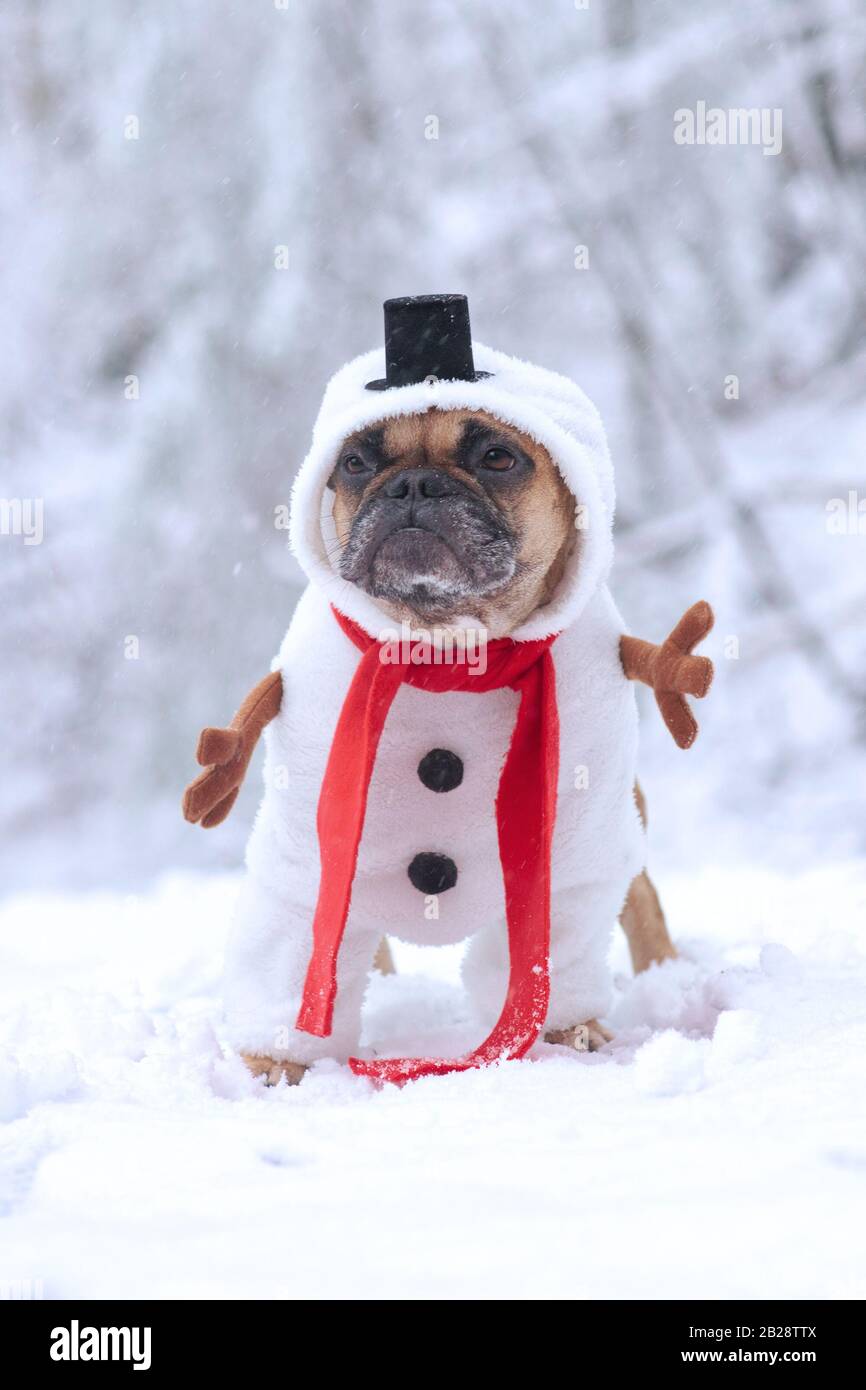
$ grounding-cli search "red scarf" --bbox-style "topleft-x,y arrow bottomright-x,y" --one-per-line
296,606 -> 560,1083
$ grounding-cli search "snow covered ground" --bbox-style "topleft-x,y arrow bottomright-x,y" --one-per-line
1,865 -> 865,1301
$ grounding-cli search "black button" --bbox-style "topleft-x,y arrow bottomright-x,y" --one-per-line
417,748 -> 464,793
407,852 -> 458,894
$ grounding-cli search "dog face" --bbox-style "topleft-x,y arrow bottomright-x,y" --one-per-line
328,409 -> 576,635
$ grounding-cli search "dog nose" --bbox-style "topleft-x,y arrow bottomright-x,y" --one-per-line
382,468 -> 459,501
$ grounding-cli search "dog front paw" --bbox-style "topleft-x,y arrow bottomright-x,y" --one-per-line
545,1019 -> 613,1052
241,1053 -> 308,1087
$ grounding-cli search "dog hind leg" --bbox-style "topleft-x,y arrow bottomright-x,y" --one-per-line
619,870 -> 677,973
619,781 -> 677,973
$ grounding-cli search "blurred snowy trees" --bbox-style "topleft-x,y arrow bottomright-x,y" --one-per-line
2,0 -> 864,887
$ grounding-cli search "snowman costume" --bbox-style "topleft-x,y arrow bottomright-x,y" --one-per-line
221,298 -> 650,1081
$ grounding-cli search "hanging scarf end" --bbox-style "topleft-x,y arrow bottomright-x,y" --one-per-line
295,979 -> 337,1037
349,1054 -> 475,1085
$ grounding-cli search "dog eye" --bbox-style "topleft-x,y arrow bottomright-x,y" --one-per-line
481,447 -> 515,471
342,454 -> 369,475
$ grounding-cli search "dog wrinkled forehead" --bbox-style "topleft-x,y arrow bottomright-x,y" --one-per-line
333,406 -> 544,475
313,343 -> 615,515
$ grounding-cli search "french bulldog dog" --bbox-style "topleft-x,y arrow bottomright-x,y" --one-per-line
329,405 -> 686,1054
184,405 -> 711,1083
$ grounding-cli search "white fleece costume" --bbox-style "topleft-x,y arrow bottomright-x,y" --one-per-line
223,342 -> 645,1065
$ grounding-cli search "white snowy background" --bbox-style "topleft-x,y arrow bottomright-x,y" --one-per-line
2,0 -> 865,1299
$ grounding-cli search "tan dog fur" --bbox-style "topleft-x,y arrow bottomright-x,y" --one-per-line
330,410 -> 577,638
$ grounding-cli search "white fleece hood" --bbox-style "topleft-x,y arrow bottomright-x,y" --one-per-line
289,341 -> 616,642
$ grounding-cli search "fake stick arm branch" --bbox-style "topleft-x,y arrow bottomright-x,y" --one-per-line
182,670 -> 283,827
620,600 -> 715,749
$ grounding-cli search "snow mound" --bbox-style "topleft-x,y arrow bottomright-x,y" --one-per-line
1,867 -> 865,1299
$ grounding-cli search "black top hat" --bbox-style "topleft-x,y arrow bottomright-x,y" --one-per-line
365,294 -> 491,391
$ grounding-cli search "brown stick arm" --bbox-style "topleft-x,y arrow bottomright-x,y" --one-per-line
620,600 -> 714,750
182,670 -> 283,828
